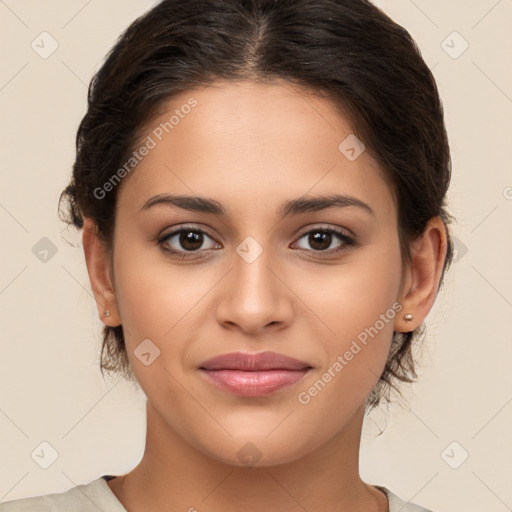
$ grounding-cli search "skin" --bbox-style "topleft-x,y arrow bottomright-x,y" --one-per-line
83,79 -> 447,512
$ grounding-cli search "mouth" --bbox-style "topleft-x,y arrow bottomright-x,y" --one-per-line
198,351 -> 312,397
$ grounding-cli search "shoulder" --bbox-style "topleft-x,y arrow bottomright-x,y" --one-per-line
0,476 -> 126,512
376,485 -> 437,512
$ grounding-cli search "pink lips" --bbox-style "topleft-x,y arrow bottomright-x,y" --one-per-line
199,351 -> 312,397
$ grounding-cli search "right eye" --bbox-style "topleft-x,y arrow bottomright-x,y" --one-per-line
157,225 -> 221,256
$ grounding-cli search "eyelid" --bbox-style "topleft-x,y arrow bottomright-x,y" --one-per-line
158,223 -> 218,241
293,223 -> 354,240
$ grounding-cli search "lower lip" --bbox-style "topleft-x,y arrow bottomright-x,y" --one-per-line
199,369 -> 311,397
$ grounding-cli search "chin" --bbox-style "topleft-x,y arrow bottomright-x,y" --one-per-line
197,431 -> 319,469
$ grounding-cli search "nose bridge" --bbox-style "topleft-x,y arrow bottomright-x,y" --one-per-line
233,235 -> 279,306
216,234 -> 292,332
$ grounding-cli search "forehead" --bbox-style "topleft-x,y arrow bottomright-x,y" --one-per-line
116,79 -> 396,221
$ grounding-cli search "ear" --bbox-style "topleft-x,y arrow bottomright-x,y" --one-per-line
394,217 -> 448,333
82,217 -> 121,327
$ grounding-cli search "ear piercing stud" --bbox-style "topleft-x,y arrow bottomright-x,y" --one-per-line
104,310 -> 111,317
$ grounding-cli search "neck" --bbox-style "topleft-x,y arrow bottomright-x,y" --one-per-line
107,401 -> 388,512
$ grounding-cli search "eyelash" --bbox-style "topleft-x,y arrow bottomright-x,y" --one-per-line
156,224 -> 357,259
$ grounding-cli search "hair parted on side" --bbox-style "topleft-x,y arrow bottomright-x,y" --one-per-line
58,0 -> 454,412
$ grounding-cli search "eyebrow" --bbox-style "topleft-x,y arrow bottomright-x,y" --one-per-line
140,193 -> 374,217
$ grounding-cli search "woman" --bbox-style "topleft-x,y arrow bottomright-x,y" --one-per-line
1,0 -> 453,510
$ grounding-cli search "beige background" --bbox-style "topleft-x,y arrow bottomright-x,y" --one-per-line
1,1 -> 511,511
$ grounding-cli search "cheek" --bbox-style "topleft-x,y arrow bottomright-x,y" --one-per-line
111,242 -> 175,338
112,242 -> 217,350
293,237 -> 403,411
292,252 -> 402,428
298,237 -> 402,343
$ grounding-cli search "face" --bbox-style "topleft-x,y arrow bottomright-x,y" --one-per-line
104,80 -> 405,466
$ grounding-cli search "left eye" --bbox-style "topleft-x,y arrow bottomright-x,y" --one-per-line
294,228 -> 355,253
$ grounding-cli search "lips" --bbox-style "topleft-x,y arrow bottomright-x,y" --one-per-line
200,351 -> 311,371
198,351 -> 312,397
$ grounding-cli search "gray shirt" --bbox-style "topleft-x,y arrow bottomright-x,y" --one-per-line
0,475 -> 435,511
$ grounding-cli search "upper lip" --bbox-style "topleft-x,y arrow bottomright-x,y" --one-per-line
199,351 -> 312,371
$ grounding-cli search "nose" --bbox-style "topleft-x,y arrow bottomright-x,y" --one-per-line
215,243 -> 294,335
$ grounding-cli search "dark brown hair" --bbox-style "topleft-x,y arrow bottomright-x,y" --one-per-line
59,0 -> 454,411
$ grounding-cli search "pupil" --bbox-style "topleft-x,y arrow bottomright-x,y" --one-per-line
180,231 -> 203,251
310,231 -> 331,250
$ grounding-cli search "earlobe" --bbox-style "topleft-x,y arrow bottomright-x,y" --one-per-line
82,217 -> 121,326
394,217 -> 448,333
